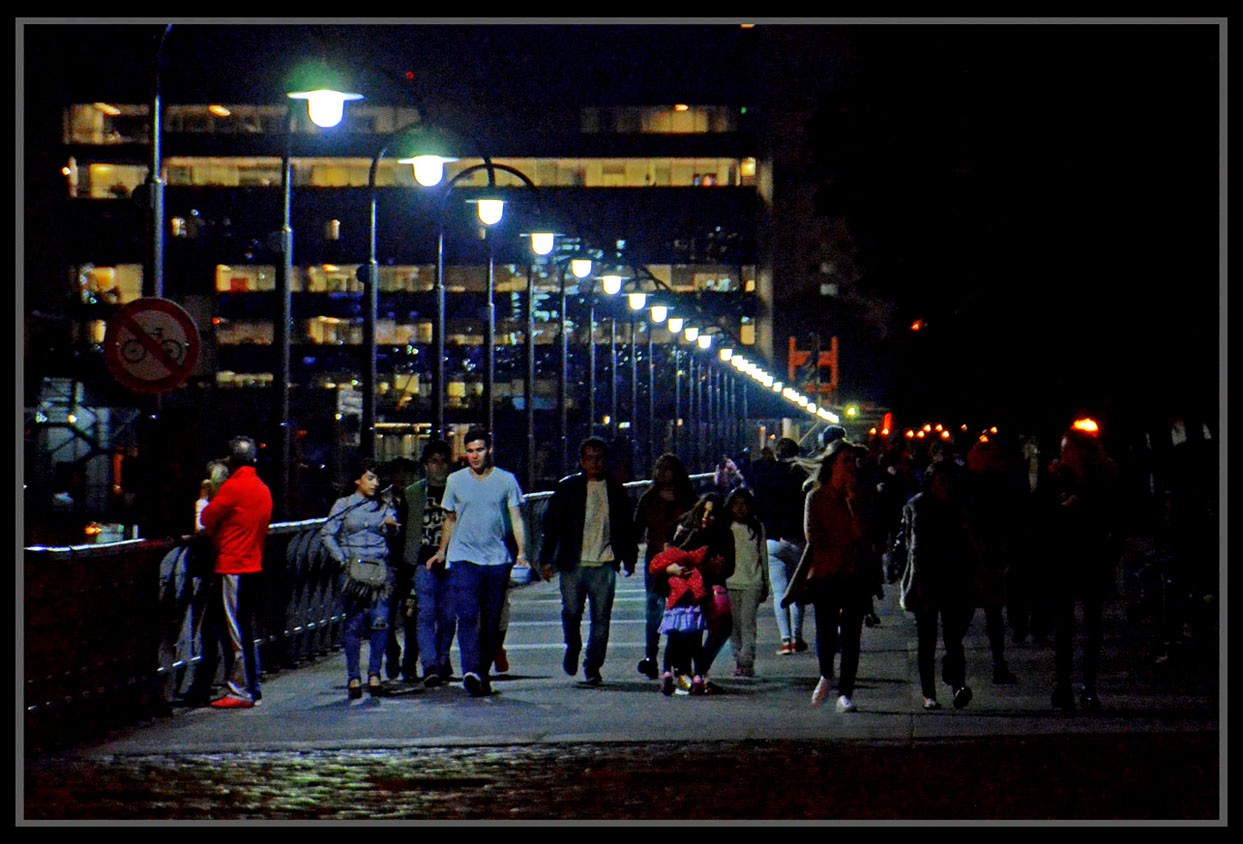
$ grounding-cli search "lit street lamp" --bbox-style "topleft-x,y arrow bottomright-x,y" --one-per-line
274,60 -> 361,517
432,161 -> 539,440
363,124 -> 459,458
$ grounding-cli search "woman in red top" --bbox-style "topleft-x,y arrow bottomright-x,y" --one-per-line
799,439 -> 869,713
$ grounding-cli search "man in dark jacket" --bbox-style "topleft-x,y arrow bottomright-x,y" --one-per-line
540,437 -> 639,685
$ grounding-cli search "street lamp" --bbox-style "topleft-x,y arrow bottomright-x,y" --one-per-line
554,248 -> 593,477
362,123 -> 462,459
432,161 -> 539,440
272,68 -> 363,518
518,229 -> 557,490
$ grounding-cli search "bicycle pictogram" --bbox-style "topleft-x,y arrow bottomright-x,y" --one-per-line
120,325 -> 187,365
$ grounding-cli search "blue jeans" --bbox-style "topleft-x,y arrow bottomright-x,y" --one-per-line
768,539 -> 806,642
559,564 -> 617,675
415,564 -> 456,679
450,561 -> 514,684
341,567 -> 395,683
643,566 -> 667,663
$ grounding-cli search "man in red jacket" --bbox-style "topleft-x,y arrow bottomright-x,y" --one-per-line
197,435 -> 273,709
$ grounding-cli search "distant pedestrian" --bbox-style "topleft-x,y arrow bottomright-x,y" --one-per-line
963,438 -> 1023,685
193,436 -> 272,709
382,456 -> 420,684
540,436 -> 639,685
1045,419 -> 1122,712
404,439 -> 457,688
761,437 -> 811,656
320,457 -> 400,699
783,438 -> 870,713
712,456 -> 745,498
426,427 -> 530,698
724,487 -> 769,677
898,459 -> 978,711
633,453 -> 697,681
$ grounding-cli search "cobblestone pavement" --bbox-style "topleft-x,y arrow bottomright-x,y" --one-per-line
24,732 -> 1219,822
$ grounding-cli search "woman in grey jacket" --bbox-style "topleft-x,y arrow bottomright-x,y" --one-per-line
320,457 -> 399,699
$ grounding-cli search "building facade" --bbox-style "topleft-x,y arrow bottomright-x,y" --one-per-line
23,22 -> 834,542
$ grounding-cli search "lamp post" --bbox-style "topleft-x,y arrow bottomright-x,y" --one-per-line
432,161 -> 538,440
363,124 -> 459,459
274,73 -> 361,518
587,297 -> 597,440
144,24 -> 173,300
630,313 -> 639,467
554,253 -> 592,477
609,311 -> 618,442
648,318 -> 656,465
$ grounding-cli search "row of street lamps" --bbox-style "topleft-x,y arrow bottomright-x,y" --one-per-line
143,32 -> 839,515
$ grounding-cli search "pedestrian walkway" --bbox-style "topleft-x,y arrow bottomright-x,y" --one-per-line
22,574 -> 1222,821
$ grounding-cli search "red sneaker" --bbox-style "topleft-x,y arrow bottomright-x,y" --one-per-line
210,696 -> 254,709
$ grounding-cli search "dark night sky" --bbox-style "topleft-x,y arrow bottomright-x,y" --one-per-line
21,19 -> 1224,440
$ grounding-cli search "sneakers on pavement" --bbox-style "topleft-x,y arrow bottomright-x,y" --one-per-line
923,697 -> 942,711
583,671 -> 603,687
777,639 -> 795,656
689,675 -> 706,696
836,694 -> 858,713
660,671 -> 675,696
1051,683 -> 1076,711
952,685 -> 973,709
811,676 -> 832,707
210,696 -> 254,709
463,672 -> 488,698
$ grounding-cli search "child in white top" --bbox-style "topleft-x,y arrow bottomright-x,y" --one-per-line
724,487 -> 770,676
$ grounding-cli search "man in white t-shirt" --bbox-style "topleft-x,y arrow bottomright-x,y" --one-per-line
427,427 -> 529,697
539,437 -> 638,685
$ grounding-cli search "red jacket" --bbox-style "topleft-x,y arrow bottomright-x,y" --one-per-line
648,544 -> 711,610
200,465 -> 273,574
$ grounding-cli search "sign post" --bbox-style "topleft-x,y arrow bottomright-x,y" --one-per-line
103,298 -> 201,394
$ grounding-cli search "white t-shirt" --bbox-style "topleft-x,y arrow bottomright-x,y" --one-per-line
579,479 -> 614,565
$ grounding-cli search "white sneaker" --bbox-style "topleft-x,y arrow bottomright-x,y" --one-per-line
811,676 -> 832,706
836,694 -> 858,713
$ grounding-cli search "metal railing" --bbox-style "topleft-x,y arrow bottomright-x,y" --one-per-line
23,474 -> 714,750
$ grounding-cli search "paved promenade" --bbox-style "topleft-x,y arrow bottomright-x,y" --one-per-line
22,571 -> 1221,823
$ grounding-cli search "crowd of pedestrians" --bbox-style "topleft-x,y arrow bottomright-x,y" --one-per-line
186,411 -> 1202,717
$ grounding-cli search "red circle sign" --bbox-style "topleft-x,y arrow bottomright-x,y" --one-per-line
103,298 -> 201,394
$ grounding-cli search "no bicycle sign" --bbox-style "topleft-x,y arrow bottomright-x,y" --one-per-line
103,298 -> 201,394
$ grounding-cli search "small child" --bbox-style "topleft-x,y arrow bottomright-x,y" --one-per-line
649,543 -> 712,695
724,487 -> 770,677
